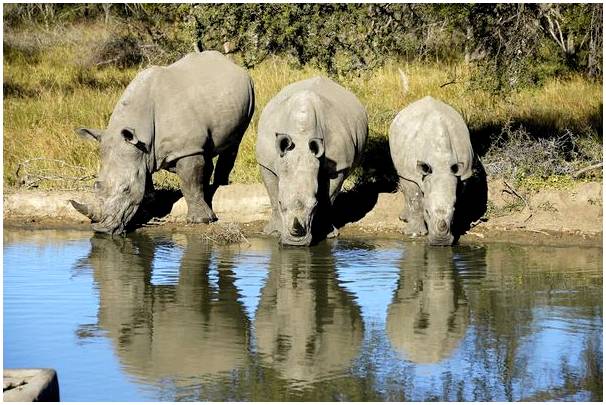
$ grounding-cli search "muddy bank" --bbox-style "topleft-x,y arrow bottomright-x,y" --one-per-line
3,180 -> 603,246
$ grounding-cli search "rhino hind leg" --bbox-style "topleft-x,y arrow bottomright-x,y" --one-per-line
176,154 -> 218,223
400,179 -> 427,237
260,165 -> 281,236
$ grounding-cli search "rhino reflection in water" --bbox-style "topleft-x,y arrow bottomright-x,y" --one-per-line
254,243 -> 364,385
386,245 -> 471,364
80,233 -> 249,382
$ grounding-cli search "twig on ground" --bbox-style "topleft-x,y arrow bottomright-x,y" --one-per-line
203,222 -> 250,246
440,65 -> 457,88
528,229 -> 550,236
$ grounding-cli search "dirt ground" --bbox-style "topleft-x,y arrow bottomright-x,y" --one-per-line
3,179 -> 603,247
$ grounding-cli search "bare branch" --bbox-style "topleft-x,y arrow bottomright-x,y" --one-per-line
573,162 -> 603,178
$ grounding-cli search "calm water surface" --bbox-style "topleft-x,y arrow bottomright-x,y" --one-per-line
3,229 -> 602,401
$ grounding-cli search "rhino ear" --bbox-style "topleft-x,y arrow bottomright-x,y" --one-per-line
451,162 -> 465,176
276,133 -> 294,157
308,137 -> 324,158
121,127 -> 148,153
416,160 -> 432,176
76,127 -> 103,142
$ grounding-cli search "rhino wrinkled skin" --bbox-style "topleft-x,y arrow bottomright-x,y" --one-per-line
70,51 -> 255,234
389,96 -> 474,246
256,76 -> 368,246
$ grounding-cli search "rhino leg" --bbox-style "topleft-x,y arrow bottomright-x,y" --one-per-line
260,165 -> 281,236
204,142 -> 240,202
176,154 -> 218,223
326,171 -> 346,239
400,179 -> 427,237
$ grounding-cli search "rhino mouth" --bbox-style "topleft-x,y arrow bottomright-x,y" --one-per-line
70,195 -> 139,236
427,232 -> 454,246
280,233 -> 313,246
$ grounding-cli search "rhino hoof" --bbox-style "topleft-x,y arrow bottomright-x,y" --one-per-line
326,225 -> 339,239
404,222 -> 427,237
263,221 -> 280,236
186,213 -> 217,224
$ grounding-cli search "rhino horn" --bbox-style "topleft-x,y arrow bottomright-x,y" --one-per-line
69,200 -> 98,221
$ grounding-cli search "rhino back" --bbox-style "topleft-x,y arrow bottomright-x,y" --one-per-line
389,96 -> 473,183
152,51 -> 254,169
256,76 -> 367,174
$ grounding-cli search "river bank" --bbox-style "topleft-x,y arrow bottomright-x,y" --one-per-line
3,179 -> 602,247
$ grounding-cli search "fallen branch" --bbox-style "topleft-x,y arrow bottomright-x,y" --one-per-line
15,158 -> 96,189
573,162 -> 603,178
502,180 -> 530,210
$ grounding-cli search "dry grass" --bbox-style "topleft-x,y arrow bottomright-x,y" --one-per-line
3,23 -> 602,191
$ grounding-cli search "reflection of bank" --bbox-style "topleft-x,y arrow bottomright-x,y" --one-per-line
254,243 -> 364,386
81,233 -> 249,386
386,245 -> 483,364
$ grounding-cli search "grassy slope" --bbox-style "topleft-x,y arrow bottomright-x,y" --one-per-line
3,23 -> 602,191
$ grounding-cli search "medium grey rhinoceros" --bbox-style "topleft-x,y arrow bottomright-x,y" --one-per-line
389,96 -> 477,246
256,76 -> 368,246
70,51 -> 255,234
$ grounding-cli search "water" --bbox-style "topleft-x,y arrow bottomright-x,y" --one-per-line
3,229 -> 602,401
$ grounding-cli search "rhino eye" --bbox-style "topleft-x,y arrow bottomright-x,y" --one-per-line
417,161 -> 432,176
451,163 -> 463,176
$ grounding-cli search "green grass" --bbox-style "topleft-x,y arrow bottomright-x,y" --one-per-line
4,23 -> 602,191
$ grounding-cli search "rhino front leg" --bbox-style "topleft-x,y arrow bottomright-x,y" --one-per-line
260,165 -> 281,236
399,179 -> 427,237
326,171 -> 346,239
176,154 -> 218,223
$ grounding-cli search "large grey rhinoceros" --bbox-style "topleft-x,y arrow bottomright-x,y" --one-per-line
70,51 -> 255,234
389,96 -> 476,246
256,76 -> 368,246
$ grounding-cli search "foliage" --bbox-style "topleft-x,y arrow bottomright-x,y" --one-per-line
3,3 -> 603,88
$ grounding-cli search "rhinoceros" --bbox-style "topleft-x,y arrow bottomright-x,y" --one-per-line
256,76 -> 368,246
70,51 -> 255,234
389,96 -> 477,245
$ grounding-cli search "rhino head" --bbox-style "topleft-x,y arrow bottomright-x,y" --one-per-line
273,91 -> 327,246
70,126 -> 149,235
417,159 -> 465,246
274,132 -> 324,246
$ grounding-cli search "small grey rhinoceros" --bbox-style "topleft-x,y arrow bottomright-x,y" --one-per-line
389,96 -> 476,246
256,76 -> 368,246
70,51 -> 255,234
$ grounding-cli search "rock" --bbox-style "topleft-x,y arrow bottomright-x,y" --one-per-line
3,368 -> 60,402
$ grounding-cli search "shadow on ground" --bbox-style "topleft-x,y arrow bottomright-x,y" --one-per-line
332,136 -> 399,229
452,156 -> 488,242
128,188 -> 183,231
